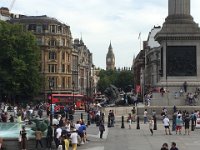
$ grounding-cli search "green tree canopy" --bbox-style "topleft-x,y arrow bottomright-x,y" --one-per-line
97,69 -> 134,93
0,21 -> 41,102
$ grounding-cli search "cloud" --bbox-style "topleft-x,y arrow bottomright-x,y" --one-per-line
1,0 -> 200,69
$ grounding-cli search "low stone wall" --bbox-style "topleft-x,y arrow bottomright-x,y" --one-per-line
101,106 -> 200,122
136,106 -> 200,119
2,138 -> 55,150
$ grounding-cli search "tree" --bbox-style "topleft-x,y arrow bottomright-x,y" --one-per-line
115,70 -> 134,92
0,21 -> 41,102
97,69 -> 134,93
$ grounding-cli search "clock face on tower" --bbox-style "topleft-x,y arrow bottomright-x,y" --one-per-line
107,58 -> 111,62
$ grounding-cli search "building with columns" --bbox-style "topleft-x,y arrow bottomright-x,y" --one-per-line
10,15 -> 73,97
73,38 -> 93,96
10,15 -> 93,99
145,26 -> 161,88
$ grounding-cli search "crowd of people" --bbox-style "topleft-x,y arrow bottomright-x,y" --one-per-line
0,101 -> 106,150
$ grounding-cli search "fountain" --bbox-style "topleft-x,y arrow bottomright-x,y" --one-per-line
0,119 -> 49,149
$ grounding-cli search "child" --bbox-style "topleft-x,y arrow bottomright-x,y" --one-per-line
128,118 -> 132,129
149,117 -> 154,135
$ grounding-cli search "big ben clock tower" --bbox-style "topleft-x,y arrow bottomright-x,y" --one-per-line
106,41 -> 115,70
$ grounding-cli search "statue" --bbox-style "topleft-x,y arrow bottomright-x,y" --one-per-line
104,84 -> 121,104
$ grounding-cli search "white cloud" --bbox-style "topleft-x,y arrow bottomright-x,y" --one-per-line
1,0 -> 200,69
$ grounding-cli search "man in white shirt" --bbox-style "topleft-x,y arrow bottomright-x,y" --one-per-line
55,125 -> 62,148
75,121 -> 81,131
163,115 -> 171,135
70,129 -> 78,150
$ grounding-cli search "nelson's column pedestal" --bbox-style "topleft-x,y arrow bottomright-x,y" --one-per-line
154,0 -> 200,105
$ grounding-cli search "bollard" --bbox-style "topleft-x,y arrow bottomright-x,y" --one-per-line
81,113 -> 83,120
153,116 -> 157,130
172,114 -> 176,131
121,116 -> 125,129
108,116 -> 111,127
136,116 -> 140,129
87,113 -> 90,126
191,118 -> 194,131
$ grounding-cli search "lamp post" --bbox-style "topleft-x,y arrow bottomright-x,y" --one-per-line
72,81 -> 75,110
49,78 -> 53,126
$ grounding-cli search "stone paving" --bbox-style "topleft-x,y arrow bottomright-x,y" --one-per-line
79,121 -> 200,150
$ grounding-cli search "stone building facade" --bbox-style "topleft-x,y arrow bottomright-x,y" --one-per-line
10,15 -> 93,98
145,26 -> 161,88
133,49 -> 145,93
73,38 -> 93,96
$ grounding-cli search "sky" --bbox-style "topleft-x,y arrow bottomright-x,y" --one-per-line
1,0 -> 200,69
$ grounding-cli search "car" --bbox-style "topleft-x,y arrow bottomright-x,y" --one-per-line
196,118 -> 200,128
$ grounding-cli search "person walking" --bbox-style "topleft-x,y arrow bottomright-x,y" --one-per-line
20,126 -> 27,150
46,126 -> 53,149
184,113 -> 190,135
99,121 -> 105,138
163,115 -> 171,135
55,125 -> 62,148
35,128 -> 43,149
70,129 -> 78,150
63,135 -> 70,150
149,117 -> 154,135
170,142 -> 179,150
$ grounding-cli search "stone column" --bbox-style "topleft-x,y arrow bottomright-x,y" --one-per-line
168,0 -> 190,16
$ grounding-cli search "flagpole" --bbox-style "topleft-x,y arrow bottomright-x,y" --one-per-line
138,32 -> 141,50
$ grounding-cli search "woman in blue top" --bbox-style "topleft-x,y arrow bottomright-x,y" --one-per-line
176,115 -> 183,135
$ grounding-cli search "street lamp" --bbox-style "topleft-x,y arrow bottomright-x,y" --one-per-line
49,78 -> 53,126
72,81 -> 75,110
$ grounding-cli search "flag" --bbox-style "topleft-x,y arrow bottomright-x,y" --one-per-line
138,32 -> 141,39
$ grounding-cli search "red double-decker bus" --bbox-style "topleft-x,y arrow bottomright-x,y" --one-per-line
49,93 -> 85,110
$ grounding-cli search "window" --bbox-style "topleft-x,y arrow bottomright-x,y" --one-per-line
68,77 -> 71,88
28,24 -> 36,31
49,51 -> 57,60
58,25 -> 62,33
49,40 -> 56,46
62,64 -> 65,73
62,77 -> 65,88
50,25 -> 56,33
62,52 -> 65,60
48,64 -> 57,73
62,38 -> 65,46
67,65 -> 71,73
49,77 -> 56,88
36,37 -> 42,45
36,25 -> 43,33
